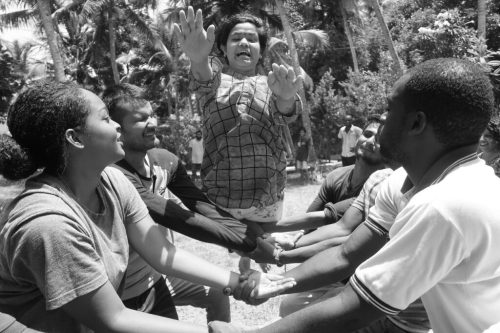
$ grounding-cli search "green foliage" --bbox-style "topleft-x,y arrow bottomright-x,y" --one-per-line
0,43 -> 22,114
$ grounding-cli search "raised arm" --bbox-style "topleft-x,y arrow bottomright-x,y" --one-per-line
174,7 -> 214,81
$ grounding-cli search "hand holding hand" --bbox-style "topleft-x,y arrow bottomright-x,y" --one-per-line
246,237 -> 277,264
173,6 -> 215,64
233,270 -> 296,305
268,231 -> 304,251
268,63 -> 303,102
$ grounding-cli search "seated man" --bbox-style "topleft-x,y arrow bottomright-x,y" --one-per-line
212,58 -> 500,333
305,115 -> 386,223
103,84 -> 273,322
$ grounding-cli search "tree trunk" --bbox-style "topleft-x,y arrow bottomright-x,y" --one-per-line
37,0 -> 66,82
275,0 -> 316,162
369,0 -> 402,76
477,0 -> 486,39
108,3 -> 120,84
341,0 -> 359,73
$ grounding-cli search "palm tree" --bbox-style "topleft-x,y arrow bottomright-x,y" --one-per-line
1,0 -> 66,81
367,0 -> 402,75
341,0 -> 359,73
477,0 -> 486,40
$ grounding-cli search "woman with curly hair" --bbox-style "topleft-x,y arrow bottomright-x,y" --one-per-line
479,116 -> 500,177
0,80 -> 294,333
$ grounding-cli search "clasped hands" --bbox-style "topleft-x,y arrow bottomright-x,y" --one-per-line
232,232 -> 304,305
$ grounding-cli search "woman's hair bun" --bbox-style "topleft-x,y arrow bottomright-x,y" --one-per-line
0,134 -> 38,180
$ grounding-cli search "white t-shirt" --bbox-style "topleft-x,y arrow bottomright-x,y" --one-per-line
189,138 -> 204,164
351,156 -> 500,333
337,125 -> 362,157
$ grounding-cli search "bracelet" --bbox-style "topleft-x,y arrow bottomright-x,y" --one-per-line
274,248 -> 284,267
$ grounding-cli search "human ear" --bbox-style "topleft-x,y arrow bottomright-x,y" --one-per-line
408,111 -> 427,135
65,128 -> 84,149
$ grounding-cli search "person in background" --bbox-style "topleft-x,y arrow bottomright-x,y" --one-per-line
295,127 -> 311,184
478,116 -> 500,177
337,114 -> 362,166
188,129 -> 204,181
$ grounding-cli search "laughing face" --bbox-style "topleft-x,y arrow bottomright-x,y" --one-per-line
222,22 -> 261,75
119,102 -> 158,152
356,122 -> 383,165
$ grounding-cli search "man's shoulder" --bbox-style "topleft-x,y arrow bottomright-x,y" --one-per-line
148,148 -> 179,165
325,165 -> 355,184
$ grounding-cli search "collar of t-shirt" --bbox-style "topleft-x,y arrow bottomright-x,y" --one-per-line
399,144 -> 479,197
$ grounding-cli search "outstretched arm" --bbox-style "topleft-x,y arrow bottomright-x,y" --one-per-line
174,7 -> 214,81
126,214 -> 296,298
282,224 -> 386,294
63,281 -> 207,333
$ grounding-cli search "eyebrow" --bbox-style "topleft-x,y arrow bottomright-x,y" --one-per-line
230,31 -> 258,37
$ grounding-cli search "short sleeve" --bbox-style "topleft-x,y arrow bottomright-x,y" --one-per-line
350,187 -> 367,214
364,177 -> 398,237
337,128 -> 343,139
9,215 -> 109,310
351,202 -> 467,314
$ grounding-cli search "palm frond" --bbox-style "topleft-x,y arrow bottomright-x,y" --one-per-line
292,29 -> 329,50
0,8 -> 38,31
80,0 -> 109,19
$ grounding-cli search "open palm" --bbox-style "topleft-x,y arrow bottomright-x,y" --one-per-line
173,6 -> 215,64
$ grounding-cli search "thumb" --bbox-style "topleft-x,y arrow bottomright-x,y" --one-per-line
207,25 -> 216,46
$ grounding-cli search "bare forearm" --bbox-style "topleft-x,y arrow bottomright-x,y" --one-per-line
111,308 -> 207,333
296,224 -> 351,247
156,246 -> 239,290
190,58 -> 212,82
280,237 -> 349,264
265,211 -> 327,232
254,286 -> 383,333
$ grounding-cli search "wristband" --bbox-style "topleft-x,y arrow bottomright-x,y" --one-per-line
222,287 -> 233,296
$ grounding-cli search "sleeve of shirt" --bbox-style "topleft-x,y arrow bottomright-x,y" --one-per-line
307,181 -> 330,212
9,215 -> 109,311
350,202 -> 467,314
337,128 -> 343,139
363,177 -> 398,237
351,185 -> 367,214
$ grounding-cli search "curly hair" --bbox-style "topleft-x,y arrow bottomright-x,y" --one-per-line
101,83 -> 148,125
215,13 -> 268,56
0,80 -> 88,180
403,58 -> 494,148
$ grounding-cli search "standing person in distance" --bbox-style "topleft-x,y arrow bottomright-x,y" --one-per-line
338,115 -> 362,166
188,129 -> 204,182
295,127 -> 311,184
